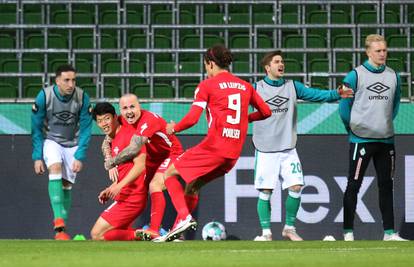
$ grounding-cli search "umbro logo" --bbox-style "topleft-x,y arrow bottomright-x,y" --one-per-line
266,95 -> 289,107
53,111 -> 76,122
366,82 -> 390,94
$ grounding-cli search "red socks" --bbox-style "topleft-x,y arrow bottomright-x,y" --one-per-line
164,176 -> 189,220
172,194 -> 199,229
149,191 -> 166,232
185,194 -> 199,213
103,229 -> 136,241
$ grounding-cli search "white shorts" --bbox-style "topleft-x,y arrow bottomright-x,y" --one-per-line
254,148 -> 304,190
43,139 -> 78,184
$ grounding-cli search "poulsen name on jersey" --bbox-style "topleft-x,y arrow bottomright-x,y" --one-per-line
222,127 -> 241,139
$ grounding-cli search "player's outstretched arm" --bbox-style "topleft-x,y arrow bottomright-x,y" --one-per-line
104,135 -> 148,170
170,105 -> 204,133
337,84 -> 354,98
248,89 -> 272,122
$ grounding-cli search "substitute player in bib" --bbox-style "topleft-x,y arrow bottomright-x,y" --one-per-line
339,34 -> 407,241
102,94 -> 189,240
90,102 -> 150,241
31,64 -> 92,240
252,51 -> 354,241
159,44 -> 272,242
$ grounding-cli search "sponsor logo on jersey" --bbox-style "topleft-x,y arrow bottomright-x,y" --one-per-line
266,95 -> 289,113
52,111 -> 77,126
366,82 -> 390,100
53,111 -> 76,122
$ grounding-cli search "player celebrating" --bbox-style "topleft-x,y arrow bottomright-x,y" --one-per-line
90,102 -> 150,241
103,94 -> 191,240
159,44 -> 272,242
31,64 -> 92,240
252,50 -> 353,242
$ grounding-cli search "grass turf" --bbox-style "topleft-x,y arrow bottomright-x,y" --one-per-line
0,240 -> 413,267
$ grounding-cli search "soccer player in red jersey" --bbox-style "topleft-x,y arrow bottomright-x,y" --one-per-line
160,44 -> 272,241
103,94 -> 193,240
90,102 -> 150,241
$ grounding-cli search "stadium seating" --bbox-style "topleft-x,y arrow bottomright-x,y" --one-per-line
79,83 -> 98,98
182,34 -> 224,48
131,83 -> 175,98
180,83 -> 198,98
284,58 -> 302,73
232,61 -> 250,73
52,10 -> 94,24
0,13 -> 17,24
0,34 -> 14,48
0,83 -> 17,98
100,10 -> 142,24
179,61 -> 202,73
103,83 -> 121,98
253,13 -> 275,24
1,58 -> 42,73
25,33 -> 68,49
0,1 -> 412,100
74,33 -> 117,49
24,83 -> 43,98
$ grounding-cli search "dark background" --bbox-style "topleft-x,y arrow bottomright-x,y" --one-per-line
0,135 -> 413,240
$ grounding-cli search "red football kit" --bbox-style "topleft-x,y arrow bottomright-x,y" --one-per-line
173,71 -> 271,183
123,110 -> 184,178
101,124 -> 147,228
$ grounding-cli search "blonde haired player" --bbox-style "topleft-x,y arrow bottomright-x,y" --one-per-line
340,34 -> 407,241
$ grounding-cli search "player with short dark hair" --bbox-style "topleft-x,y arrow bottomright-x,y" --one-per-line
90,102 -> 150,241
252,50 -> 353,242
31,64 -> 92,240
158,44 -> 272,242
102,94 -> 187,240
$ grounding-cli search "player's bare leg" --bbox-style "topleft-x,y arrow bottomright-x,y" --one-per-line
91,217 -> 115,241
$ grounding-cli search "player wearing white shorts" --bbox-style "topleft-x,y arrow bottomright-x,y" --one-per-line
252,51 -> 353,241
31,64 -> 92,240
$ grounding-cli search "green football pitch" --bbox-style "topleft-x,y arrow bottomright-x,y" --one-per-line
1,240 -> 413,267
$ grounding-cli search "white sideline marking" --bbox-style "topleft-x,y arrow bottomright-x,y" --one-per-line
198,247 -> 399,253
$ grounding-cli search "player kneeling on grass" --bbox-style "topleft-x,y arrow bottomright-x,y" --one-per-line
90,102 -> 150,241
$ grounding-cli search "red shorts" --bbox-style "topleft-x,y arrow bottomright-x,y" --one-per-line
100,197 -> 147,229
145,159 -> 163,181
174,146 -> 237,184
146,156 -> 177,178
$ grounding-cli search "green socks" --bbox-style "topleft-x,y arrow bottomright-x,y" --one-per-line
285,192 -> 301,227
257,192 -> 271,230
62,188 -> 72,222
48,179 -> 64,220
384,229 -> 395,235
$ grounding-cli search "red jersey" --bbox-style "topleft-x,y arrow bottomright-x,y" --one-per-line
111,124 -> 147,203
123,110 -> 183,161
175,71 -> 271,159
